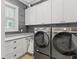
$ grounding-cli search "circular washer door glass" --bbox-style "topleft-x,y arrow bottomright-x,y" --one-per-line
53,32 -> 76,56
34,31 -> 49,48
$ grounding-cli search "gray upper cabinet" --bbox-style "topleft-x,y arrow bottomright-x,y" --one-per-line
25,6 -> 37,25
63,0 -> 77,23
51,0 -> 64,23
52,0 -> 77,23
25,0 -> 51,25
25,8 -> 31,25
25,0 -> 77,25
29,6 -> 37,25
35,0 -> 51,24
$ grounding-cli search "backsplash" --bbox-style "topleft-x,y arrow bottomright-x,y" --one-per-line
26,23 -> 77,33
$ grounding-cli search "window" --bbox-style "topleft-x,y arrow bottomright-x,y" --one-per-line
5,1 -> 19,32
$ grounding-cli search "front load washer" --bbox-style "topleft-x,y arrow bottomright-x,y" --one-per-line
52,27 -> 77,59
34,27 -> 56,59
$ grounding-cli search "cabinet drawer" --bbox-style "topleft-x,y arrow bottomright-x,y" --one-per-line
5,52 -> 17,59
5,44 -> 13,49
5,53 -> 12,59
12,40 -> 23,48
5,38 -> 28,59
14,48 -> 26,58
16,49 -> 24,58
5,46 -> 13,54
5,41 -> 13,47
12,53 -> 17,59
5,48 -> 13,54
12,40 -> 17,45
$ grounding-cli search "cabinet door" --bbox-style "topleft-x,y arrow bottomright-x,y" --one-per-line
29,6 -> 37,25
5,41 -> 13,55
41,0 -> 51,24
28,39 -> 34,54
25,1 -> 51,25
52,0 -> 64,23
64,0 -> 77,23
17,39 -> 24,57
12,52 -> 17,59
36,0 -> 51,24
5,41 -> 16,59
22,38 -> 28,54
25,8 -> 30,25
35,4 -> 42,24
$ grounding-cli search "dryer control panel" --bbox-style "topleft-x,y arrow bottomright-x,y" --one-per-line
52,27 -> 77,33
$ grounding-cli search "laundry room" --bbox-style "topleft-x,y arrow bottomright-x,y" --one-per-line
1,0 -> 77,59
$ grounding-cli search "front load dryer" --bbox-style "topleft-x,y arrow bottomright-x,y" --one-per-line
52,27 -> 77,59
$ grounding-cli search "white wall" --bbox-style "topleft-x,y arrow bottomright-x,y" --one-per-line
1,0 -> 5,58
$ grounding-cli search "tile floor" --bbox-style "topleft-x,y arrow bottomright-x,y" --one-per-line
20,54 -> 33,59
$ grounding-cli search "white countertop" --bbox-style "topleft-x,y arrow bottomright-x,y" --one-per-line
5,33 -> 34,41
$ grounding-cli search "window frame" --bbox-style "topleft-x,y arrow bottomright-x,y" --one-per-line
5,1 -> 19,32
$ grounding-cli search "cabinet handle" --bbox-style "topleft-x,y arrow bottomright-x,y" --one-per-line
14,54 -> 16,57
13,47 -> 16,49
14,41 -> 16,43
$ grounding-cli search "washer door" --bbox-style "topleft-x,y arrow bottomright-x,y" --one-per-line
53,32 -> 76,56
34,31 -> 49,48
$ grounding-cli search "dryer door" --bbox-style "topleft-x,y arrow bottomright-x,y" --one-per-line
53,32 -> 76,56
34,31 -> 49,48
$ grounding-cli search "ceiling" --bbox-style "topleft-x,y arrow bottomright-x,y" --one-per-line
19,0 -> 47,6
24,0 -> 41,4
19,0 -> 41,6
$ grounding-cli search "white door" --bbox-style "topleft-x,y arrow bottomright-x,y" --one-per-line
22,38 -> 28,54
36,0 -> 51,24
25,8 -> 30,25
35,4 -> 43,24
29,6 -> 37,25
64,0 -> 77,23
52,0 -> 64,23
40,0 -> 51,24
28,38 -> 34,54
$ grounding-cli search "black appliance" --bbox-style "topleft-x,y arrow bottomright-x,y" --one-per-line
34,27 -> 77,59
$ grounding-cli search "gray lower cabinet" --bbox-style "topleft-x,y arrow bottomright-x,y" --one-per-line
22,38 -> 29,54
5,38 -> 28,59
28,39 -> 34,54
27,36 -> 34,54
